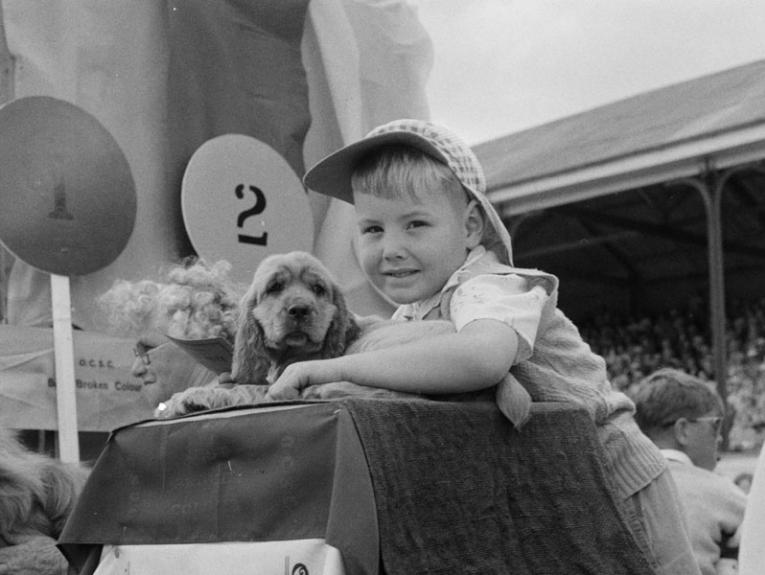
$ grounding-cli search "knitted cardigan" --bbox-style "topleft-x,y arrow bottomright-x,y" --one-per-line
401,249 -> 668,501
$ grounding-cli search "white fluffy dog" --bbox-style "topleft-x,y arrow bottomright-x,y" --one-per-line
0,428 -> 89,574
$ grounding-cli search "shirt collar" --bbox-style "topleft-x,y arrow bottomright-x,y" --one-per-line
660,449 -> 693,466
393,246 -> 487,321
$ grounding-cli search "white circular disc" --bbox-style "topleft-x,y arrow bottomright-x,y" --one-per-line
181,134 -> 314,284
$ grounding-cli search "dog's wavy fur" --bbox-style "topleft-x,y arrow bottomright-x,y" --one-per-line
0,428 -> 89,573
159,251 -> 456,417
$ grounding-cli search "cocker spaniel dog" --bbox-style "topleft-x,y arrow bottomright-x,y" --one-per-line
0,428 -> 89,574
231,250 -> 362,386
159,251 -> 531,426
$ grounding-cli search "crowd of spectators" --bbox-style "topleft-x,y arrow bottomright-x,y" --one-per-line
579,297 -> 765,451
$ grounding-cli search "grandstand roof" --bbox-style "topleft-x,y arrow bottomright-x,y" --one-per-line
476,58 -> 765,216
473,60 -> 765,321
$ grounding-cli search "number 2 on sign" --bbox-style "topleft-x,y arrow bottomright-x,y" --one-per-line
235,183 -> 268,245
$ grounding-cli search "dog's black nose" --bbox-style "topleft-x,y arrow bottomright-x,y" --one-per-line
288,304 -> 311,319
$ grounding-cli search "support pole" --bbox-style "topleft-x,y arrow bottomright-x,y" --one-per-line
51,273 -> 80,462
1,5 -> 14,325
670,172 -> 729,448
702,174 -> 728,415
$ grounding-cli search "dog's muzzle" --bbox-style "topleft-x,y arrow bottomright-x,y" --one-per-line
287,303 -> 312,321
281,301 -> 322,348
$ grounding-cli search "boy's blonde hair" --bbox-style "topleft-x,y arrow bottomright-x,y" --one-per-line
350,145 -> 470,215
304,119 -> 513,265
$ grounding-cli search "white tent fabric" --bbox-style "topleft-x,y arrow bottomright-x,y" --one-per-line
1,0 -> 432,329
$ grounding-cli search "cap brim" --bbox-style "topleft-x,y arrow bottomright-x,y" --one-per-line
304,127 -> 515,266
303,131 -> 450,204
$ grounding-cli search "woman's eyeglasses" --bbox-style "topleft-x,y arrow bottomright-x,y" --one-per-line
133,342 -> 156,366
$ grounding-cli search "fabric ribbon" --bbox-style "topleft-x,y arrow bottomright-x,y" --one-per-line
495,371 -> 532,429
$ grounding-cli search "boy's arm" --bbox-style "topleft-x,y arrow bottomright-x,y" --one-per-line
266,318 -> 519,400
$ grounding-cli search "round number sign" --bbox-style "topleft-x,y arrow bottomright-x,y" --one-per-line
181,135 -> 314,284
0,96 -> 136,276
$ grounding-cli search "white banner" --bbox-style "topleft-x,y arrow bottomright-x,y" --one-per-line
95,540 -> 345,575
0,325 -> 155,430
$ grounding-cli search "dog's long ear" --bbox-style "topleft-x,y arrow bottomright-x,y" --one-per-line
321,284 -> 360,359
231,291 -> 271,385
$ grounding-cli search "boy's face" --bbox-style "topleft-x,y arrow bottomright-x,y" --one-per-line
353,188 -> 480,304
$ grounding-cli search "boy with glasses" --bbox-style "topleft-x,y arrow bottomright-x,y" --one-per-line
633,368 -> 747,575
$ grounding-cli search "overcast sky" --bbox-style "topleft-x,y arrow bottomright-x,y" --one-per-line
413,0 -> 765,144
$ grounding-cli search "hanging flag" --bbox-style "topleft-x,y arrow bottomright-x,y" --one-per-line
165,0 -> 311,188
0,0 -> 433,432
2,0 -> 432,326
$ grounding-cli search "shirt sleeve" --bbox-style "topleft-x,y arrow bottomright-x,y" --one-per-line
450,274 -> 549,363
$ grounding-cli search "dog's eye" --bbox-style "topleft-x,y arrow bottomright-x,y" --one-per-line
265,281 -> 284,295
311,283 -> 327,297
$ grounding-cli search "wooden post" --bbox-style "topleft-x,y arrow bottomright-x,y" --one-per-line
51,273 -> 80,462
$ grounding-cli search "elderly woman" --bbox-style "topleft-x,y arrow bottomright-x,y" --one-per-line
98,258 -> 244,413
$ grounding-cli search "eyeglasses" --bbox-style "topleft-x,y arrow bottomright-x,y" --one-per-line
688,416 -> 723,433
133,341 -> 156,366
661,415 -> 724,433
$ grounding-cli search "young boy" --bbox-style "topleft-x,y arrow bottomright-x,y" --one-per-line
633,368 -> 747,575
267,119 -> 700,574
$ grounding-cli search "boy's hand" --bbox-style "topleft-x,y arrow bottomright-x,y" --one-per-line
266,359 -> 345,401
266,361 -> 315,401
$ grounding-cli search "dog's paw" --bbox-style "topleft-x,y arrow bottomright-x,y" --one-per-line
156,387 -> 219,418
227,384 -> 270,405
302,381 -> 413,400
156,385 -> 271,418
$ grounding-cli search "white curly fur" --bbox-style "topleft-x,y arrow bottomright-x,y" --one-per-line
0,428 -> 89,573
